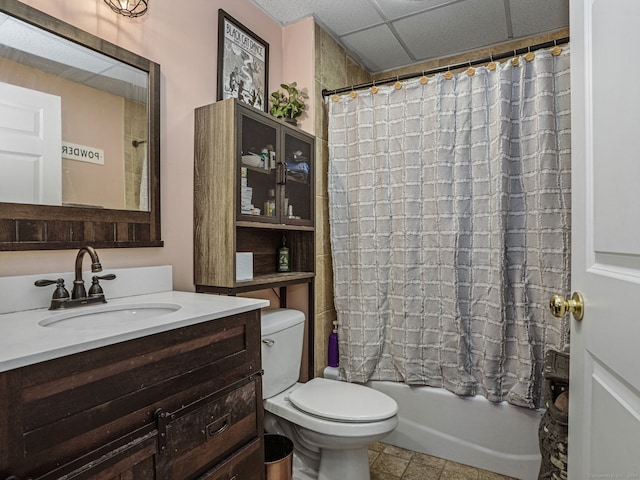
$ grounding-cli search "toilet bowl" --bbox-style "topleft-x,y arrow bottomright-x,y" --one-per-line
261,309 -> 399,480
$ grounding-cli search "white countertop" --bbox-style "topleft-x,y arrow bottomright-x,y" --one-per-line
0,290 -> 269,373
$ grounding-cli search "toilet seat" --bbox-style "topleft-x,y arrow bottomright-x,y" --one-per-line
264,385 -> 398,438
288,378 -> 398,423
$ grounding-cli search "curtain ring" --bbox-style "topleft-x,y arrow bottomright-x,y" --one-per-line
487,54 -> 497,72
551,39 -> 562,56
511,50 -> 520,67
466,61 -> 475,77
525,46 -> 535,62
444,67 -> 453,81
370,81 -> 378,94
349,88 -> 357,99
394,75 -> 402,90
420,71 -> 428,85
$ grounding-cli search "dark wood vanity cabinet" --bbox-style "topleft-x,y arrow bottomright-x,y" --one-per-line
0,311 -> 264,480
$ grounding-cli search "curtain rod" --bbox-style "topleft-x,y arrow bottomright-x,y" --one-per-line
321,36 -> 570,98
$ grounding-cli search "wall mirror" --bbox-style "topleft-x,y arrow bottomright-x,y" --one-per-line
0,0 -> 161,250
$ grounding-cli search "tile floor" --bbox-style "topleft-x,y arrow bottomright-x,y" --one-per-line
368,442 -> 518,480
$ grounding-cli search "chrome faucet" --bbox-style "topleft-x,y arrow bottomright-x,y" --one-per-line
72,246 -> 102,299
35,246 -> 116,310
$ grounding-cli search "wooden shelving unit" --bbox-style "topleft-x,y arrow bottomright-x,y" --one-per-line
193,98 -> 316,375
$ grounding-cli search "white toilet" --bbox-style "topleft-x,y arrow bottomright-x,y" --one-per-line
261,309 -> 398,480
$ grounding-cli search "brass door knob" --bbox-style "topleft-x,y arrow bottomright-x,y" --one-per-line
549,292 -> 584,321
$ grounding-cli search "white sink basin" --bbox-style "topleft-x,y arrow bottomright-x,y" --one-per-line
39,302 -> 182,330
0,287 -> 269,373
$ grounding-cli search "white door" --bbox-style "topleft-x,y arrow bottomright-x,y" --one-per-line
0,81 -> 62,205
568,0 -> 640,477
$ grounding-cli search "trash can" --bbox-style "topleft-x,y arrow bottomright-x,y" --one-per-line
264,433 -> 293,480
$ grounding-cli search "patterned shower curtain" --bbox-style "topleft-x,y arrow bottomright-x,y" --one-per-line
327,47 -> 571,408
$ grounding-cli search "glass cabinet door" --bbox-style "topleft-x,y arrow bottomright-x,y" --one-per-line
282,130 -> 313,226
238,112 -> 278,223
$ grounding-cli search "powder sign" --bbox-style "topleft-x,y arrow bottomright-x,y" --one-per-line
61,141 -> 104,165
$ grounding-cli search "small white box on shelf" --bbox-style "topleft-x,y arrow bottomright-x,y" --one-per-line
236,252 -> 253,281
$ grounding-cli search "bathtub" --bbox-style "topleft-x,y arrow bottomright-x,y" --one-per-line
368,381 -> 543,480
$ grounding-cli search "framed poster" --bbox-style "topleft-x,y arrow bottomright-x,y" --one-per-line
217,9 -> 269,111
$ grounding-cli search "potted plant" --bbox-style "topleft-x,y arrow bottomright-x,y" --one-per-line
269,82 -> 308,125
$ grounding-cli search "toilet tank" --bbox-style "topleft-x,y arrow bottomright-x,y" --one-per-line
261,308 -> 305,399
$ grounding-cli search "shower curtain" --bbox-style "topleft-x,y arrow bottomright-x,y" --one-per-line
327,47 -> 571,408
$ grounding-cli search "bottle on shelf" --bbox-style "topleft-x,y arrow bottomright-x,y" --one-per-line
264,188 -> 276,217
277,235 -> 290,272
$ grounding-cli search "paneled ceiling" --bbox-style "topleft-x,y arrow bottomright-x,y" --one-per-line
250,0 -> 569,74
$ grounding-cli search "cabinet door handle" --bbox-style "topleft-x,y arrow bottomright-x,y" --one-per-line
276,163 -> 286,185
206,413 -> 230,439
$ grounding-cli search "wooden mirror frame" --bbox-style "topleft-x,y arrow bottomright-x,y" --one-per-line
0,0 -> 162,251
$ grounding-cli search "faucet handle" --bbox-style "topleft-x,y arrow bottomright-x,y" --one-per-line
35,278 -> 70,300
88,273 -> 116,296
96,273 -> 116,281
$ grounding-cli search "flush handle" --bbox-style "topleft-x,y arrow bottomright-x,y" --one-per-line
262,339 -> 275,346
549,292 -> 585,321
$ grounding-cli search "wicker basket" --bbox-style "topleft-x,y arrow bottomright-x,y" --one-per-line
538,350 -> 569,480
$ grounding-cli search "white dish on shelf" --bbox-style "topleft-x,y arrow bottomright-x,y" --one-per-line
242,154 -> 262,167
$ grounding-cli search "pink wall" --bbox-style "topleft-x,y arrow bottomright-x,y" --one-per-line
282,17 -> 315,134
0,0 -> 288,291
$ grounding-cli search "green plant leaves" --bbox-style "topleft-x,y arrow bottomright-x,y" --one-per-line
269,82 -> 308,119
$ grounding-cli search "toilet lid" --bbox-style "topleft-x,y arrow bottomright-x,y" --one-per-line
288,378 -> 398,423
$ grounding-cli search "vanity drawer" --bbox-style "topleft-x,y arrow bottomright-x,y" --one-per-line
156,376 -> 261,480
35,426 -> 158,480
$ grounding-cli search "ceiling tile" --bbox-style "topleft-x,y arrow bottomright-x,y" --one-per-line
251,0 -> 314,24
373,0 -> 462,21
508,0 -> 569,37
340,24 -> 414,72
393,0 -> 509,62
313,0 -> 386,36
252,0 -> 385,35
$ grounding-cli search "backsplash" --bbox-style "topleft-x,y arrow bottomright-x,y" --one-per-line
0,265 -> 172,315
